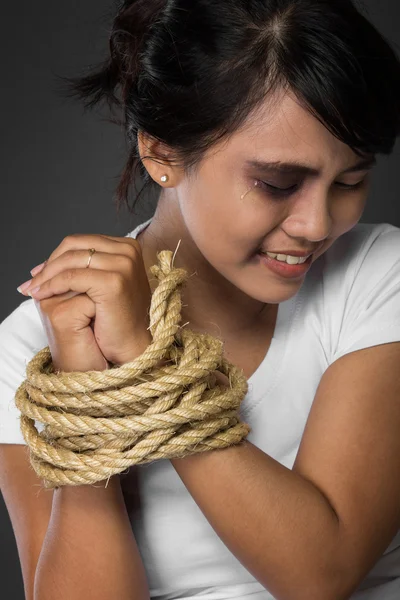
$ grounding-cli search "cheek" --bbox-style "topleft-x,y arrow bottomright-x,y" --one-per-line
180,192 -> 237,262
188,181 -> 261,238
331,192 -> 368,235
181,178 -> 278,266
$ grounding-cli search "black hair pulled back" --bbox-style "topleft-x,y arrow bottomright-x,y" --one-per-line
62,0 -> 400,215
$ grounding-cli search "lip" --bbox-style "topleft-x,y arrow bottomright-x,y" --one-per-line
261,249 -> 315,258
257,251 -> 314,279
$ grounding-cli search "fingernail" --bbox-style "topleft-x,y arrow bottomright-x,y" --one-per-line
30,262 -> 46,277
17,279 -> 32,294
28,286 -> 41,297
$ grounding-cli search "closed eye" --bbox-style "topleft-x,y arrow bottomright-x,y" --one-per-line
258,179 -> 366,197
335,181 -> 365,190
265,183 -> 297,192
259,182 -> 298,196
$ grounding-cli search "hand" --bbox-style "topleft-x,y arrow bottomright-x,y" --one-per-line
18,234 -> 153,369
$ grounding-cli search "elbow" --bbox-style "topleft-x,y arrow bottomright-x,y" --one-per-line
276,562 -> 358,600
318,551 -> 366,600
297,569 -> 360,600
281,582 -> 350,600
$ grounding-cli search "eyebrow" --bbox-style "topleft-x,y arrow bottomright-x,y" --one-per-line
245,156 -> 377,177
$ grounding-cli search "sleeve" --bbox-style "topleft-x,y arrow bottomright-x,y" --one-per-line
0,298 -> 47,444
331,224 -> 400,363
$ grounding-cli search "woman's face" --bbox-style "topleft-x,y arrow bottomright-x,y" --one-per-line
140,88 -> 375,310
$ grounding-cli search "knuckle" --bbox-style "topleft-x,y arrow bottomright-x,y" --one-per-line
123,240 -> 140,258
60,233 -> 80,248
109,271 -> 126,293
117,253 -> 135,271
61,235 -> 74,245
64,249 -> 76,260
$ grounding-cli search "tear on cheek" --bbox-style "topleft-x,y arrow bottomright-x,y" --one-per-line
240,180 -> 264,201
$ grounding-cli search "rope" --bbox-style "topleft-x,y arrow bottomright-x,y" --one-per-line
14,250 -> 251,489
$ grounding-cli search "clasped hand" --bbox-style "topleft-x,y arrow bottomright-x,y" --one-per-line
17,234 -> 153,368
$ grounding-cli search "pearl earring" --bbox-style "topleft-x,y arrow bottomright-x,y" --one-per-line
161,175 -> 169,183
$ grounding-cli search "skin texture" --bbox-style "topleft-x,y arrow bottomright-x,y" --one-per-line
137,87 -> 374,340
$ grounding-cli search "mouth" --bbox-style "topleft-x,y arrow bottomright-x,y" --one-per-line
258,249 -> 313,263
256,250 -> 314,278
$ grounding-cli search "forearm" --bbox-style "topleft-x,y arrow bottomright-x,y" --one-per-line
34,474 -> 149,600
171,440 -> 345,600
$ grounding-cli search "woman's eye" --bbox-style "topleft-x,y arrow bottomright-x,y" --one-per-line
257,181 -> 298,197
335,180 -> 364,190
254,178 -> 366,199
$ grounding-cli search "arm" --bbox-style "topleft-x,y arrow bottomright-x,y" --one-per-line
172,440 -> 340,600
33,350 -> 150,600
34,475 -> 149,600
171,343 -> 400,600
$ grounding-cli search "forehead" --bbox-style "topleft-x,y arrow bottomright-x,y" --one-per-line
227,88 -> 358,167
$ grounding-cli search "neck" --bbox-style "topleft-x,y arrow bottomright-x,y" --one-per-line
135,198 -> 276,339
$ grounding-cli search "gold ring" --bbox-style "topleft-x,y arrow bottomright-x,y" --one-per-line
86,248 -> 96,269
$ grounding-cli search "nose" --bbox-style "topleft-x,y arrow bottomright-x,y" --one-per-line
281,190 -> 334,246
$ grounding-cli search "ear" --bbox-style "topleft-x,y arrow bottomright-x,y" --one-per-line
137,130 -> 178,183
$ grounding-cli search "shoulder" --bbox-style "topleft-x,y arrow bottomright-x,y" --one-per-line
323,221 -> 400,364
322,221 -> 399,279
298,222 -> 400,366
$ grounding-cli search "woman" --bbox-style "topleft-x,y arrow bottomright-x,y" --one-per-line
1,1 -> 400,599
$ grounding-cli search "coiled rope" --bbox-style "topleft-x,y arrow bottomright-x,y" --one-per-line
15,250 -> 251,489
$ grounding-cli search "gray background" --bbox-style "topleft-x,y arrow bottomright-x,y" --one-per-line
1,1 -> 399,597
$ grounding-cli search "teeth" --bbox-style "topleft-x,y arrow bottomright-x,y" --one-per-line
263,252 -> 309,265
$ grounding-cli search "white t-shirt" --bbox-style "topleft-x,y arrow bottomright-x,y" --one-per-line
1,218 -> 400,599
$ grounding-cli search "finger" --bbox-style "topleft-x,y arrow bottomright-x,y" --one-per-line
28,268 -> 125,302
44,234 -> 140,266
35,291 -> 96,327
25,250 -> 135,297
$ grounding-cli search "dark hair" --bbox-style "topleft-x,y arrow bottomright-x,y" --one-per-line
62,0 -> 400,215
